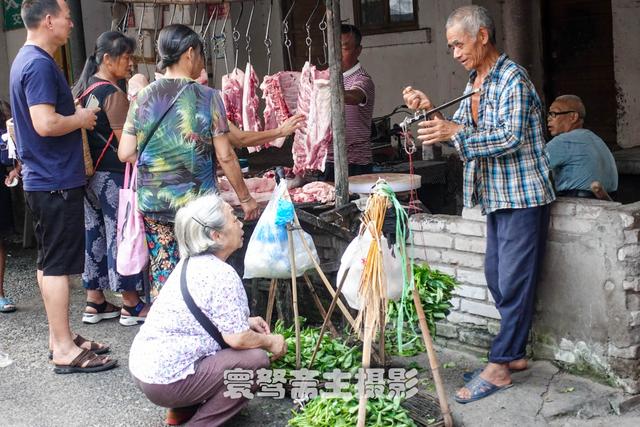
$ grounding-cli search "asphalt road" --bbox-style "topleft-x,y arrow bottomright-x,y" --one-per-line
0,242 -> 291,427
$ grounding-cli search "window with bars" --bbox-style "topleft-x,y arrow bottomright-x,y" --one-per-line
353,0 -> 419,34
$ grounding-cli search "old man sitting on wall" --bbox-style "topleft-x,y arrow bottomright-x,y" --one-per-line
546,95 -> 618,199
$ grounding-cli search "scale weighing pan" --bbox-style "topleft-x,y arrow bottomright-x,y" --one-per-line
348,173 -> 421,194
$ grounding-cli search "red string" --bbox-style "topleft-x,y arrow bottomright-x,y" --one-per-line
402,130 -> 420,214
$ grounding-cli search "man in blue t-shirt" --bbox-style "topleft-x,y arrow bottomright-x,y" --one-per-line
546,95 -> 618,198
9,0 -> 115,373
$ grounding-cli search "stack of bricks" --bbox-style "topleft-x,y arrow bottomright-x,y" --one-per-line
408,198 -> 640,393
408,206 -> 497,356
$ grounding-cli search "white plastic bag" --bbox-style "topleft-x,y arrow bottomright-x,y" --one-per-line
339,228 -> 404,310
243,181 -> 320,279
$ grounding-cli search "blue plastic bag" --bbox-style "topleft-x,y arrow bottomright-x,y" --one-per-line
243,181 -> 319,279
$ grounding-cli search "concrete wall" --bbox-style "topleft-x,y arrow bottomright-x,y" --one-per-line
408,199 -> 640,393
612,0 -> 640,149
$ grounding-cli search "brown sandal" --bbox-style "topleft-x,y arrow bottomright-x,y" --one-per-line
53,349 -> 117,374
48,335 -> 110,360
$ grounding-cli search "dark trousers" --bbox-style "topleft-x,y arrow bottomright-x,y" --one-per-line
134,348 -> 269,427
485,204 -> 551,363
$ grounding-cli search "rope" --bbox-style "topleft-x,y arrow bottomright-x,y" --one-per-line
371,180 -> 414,353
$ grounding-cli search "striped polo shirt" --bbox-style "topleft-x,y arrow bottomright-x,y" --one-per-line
327,62 -> 375,165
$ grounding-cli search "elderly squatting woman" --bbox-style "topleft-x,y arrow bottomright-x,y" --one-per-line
128,194 -> 287,426
72,31 -> 146,327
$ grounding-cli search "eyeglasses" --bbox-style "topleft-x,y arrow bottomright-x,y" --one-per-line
547,110 -> 577,118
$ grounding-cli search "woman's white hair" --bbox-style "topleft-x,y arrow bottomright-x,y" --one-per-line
174,194 -> 228,257
446,5 -> 496,45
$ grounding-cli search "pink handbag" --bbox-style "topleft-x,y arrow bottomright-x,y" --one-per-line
116,162 -> 149,275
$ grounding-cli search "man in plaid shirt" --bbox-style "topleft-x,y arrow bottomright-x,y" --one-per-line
404,5 -> 555,404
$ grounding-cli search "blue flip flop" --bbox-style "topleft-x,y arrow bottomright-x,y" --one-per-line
454,375 -> 513,404
0,297 -> 16,313
462,368 -> 483,383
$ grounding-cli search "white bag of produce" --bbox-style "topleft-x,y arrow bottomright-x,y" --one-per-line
243,181 -> 319,279
339,228 -> 404,310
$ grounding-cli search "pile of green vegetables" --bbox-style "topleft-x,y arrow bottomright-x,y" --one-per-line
272,319 -> 361,374
386,263 -> 458,356
288,393 -> 416,427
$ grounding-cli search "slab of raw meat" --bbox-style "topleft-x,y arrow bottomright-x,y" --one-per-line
221,68 -> 245,129
292,63 -> 332,175
289,181 -> 335,204
292,62 -> 315,175
306,68 -> 332,172
217,176 -> 275,193
260,71 -> 301,149
242,63 -> 263,153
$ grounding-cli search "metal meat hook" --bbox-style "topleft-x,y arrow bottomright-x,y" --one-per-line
231,2 -> 244,71
136,3 -> 145,45
116,2 -> 131,33
305,0 -> 322,63
282,0 -> 296,71
264,0 -> 274,75
168,4 -> 177,25
214,5 -> 230,76
317,12 -> 328,66
202,4 -> 218,38
245,0 -> 256,65
153,3 -> 162,63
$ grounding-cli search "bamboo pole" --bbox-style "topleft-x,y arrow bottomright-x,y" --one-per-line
302,273 -> 339,337
412,287 -> 453,427
378,303 -> 386,367
307,268 -> 351,369
357,314 -> 376,427
265,279 -> 277,327
294,220 -> 357,329
287,226 -> 301,370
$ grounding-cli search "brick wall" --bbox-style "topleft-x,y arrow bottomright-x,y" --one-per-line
409,199 -> 640,392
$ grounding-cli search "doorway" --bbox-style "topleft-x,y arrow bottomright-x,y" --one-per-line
542,0 -> 617,146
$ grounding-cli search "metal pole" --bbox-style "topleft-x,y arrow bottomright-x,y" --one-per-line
325,0 -> 348,207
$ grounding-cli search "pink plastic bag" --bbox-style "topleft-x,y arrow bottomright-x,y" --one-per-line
116,162 -> 148,275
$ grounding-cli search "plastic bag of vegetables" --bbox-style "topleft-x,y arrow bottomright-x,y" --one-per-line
244,181 -> 319,279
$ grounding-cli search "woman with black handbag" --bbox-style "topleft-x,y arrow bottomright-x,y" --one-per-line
129,194 -> 286,426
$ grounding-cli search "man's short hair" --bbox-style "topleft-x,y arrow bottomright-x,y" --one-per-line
341,24 -> 362,47
555,95 -> 586,119
21,0 -> 62,30
446,5 -> 496,45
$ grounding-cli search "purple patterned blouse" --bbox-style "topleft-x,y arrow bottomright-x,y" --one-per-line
129,254 -> 250,384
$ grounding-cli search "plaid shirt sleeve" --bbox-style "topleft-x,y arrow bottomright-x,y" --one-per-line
452,79 -> 535,161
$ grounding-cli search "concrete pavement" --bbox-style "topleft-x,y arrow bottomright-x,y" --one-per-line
1,243 -> 639,426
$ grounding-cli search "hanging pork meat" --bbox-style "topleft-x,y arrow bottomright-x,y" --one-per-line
221,68 -> 245,129
260,71 -> 301,148
243,63 -> 263,153
292,62 -> 332,175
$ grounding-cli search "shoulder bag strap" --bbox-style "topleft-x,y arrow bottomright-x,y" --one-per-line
138,81 -> 195,157
180,257 -> 230,349
77,81 -> 114,101
78,81 -> 117,172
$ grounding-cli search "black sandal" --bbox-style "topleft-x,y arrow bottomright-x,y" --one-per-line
119,301 -> 147,326
82,300 -> 121,324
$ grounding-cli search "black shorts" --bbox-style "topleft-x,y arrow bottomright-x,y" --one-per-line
25,187 -> 85,276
